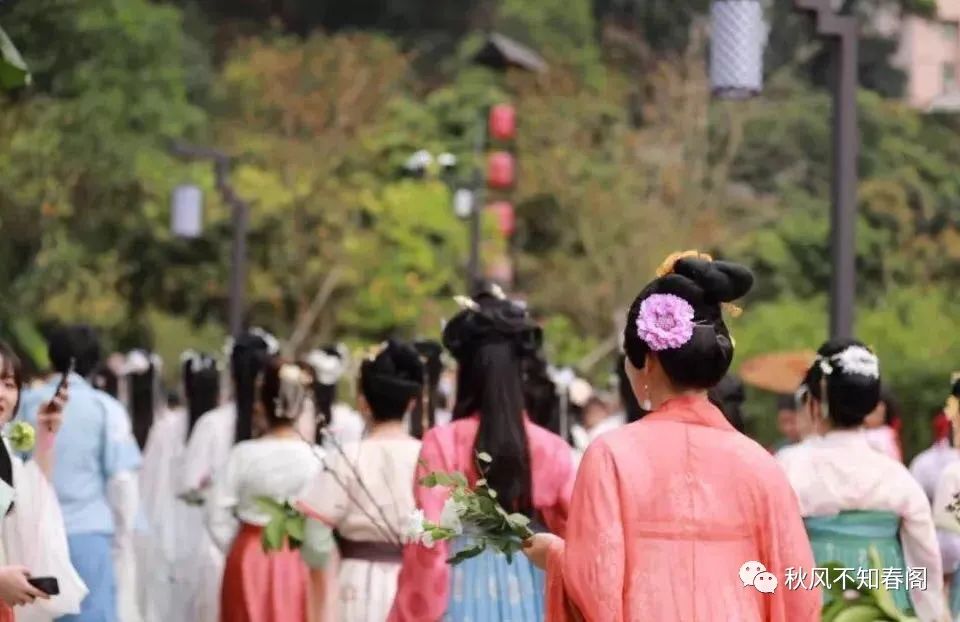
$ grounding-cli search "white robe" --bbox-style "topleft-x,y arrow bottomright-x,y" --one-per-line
180,404 -> 235,622
778,429 -> 945,621
137,408 -> 213,622
2,453 -> 87,622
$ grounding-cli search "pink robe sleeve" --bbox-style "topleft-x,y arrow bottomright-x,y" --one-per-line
758,466 -> 821,621
541,436 -> 574,537
387,429 -> 452,622
546,441 -> 624,622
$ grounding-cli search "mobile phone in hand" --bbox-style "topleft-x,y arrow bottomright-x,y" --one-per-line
27,576 -> 59,596
55,358 -> 75,394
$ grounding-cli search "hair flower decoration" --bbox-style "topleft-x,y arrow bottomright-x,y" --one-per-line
832,345 -> 880,379
636,294 -> 696,351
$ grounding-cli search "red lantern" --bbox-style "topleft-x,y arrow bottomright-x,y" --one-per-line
488,104 -> 516,141
489,201 -> 516,237
486,152 -> 515,189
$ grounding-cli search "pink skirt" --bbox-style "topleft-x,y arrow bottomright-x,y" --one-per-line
220,523 -> 309,622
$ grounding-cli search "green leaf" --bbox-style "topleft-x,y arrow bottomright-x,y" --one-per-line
419,473 -> 439,487
507,513 -> 531,527
255,497 -> 286,518
447,544 -> 485,565
477,452 -> 492,463
451,472 -> 469,488
0,24 -> 30,91
286,515 -> 306,544
263,517 -> 286,552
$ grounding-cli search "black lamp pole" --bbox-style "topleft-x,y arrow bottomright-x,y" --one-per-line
711,0 -> 859,340
794,0 -> 859,340
170,142 -> 250,338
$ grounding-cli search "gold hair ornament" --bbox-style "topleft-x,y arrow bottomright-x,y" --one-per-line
655,249 -> 743,318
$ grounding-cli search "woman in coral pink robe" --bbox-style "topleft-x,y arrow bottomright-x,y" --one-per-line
389,415 -> 573,621
540,396 -> 820,621
389,289 -> 574,622
524,253 -> 821,621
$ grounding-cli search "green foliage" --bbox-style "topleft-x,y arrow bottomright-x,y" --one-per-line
0,24 -> 30,89
820,546 -> 918,621
417,452 -> 535,565
256,497 -> 307,552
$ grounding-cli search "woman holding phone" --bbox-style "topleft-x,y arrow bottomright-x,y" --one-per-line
0,340 -> 88,621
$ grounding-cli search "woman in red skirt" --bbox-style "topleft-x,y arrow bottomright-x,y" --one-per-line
206,349 -> 322,622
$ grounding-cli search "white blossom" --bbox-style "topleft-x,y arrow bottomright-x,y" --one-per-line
833,346 -> 880,379
401,509 -> 426,544
439,498 -> 465,535
421,531 -> 436,549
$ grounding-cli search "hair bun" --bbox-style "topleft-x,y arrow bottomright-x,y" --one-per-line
673,258 -> 754,304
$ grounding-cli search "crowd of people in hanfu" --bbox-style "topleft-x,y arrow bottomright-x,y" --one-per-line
5,251 -> 960,620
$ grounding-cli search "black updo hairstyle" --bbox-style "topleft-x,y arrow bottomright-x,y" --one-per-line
126,351 -> 159,449
360,340 -> 424,423
258,358 -> 317,432
521,353 -> 561,437
444,289 -> 543,516
802,338 -> 881,429
182,352 -> 221,441
708,374 -> 747,433
232,333 -> 273,443
623,256 -> 754,390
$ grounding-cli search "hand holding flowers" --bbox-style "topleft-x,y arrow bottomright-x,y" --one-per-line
402,452 -> 535,565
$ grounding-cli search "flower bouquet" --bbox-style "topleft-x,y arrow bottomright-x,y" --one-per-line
820,546 -> 917,622
402,452 -> 535,565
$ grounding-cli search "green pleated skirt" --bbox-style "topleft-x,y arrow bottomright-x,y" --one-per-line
804,511 -> 913,614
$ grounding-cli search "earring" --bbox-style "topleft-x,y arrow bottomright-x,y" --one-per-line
641,385 -> 652,411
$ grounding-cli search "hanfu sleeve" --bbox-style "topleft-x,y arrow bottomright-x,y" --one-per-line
897,472 -> 945,622
757,463 -> 821,622
546,441 -> 625,622
206,447 -> 242,553
387,429 -> 452,622
541,437 -> 574,537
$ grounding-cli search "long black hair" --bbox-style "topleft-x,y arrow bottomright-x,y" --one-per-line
409,340 -> 443,439
126,350 -> 158,449
232,333 -> 273,443
182,352 -> 221,440
521,353 -> 561,437
92,363 -> 119,398
305,346 -> 345,445
444,292 -> 543,516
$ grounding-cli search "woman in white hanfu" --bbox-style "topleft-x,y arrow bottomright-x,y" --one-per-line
136,352 -> 220,622
0,341 -> 87,622
778,340 -> 945,621
180,331 -> 276,622
297,341 -> 424,622
305,346 -> 364,448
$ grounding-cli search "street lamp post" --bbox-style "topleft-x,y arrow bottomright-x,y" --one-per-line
170,141 -> 250,339
710,0 -> 858,340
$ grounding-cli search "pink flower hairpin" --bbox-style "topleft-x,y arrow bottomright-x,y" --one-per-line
635,294 -> 696,351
